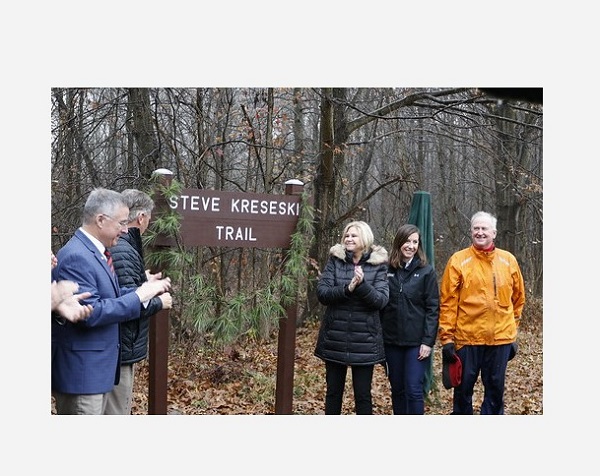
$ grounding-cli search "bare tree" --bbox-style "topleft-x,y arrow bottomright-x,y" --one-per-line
51,87 -> 543,339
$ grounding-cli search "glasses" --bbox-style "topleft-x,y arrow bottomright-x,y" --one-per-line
102,214 -> 129,228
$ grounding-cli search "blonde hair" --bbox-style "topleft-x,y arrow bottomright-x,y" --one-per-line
340,221 -> 375,251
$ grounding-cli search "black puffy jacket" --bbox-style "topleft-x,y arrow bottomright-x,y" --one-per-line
109,228 -> 163,364
314,244 -> 389,366
379,257 -> 439,348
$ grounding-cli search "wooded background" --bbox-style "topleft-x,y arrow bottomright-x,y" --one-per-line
50,87 -> 542,343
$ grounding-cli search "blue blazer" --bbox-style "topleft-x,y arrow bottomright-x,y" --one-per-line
52,229 -> 143,395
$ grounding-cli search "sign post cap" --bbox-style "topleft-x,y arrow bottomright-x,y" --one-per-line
284,179 -> 304,186
153,168 -> 174,176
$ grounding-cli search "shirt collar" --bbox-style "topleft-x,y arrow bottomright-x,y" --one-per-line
79,227 -> 107,255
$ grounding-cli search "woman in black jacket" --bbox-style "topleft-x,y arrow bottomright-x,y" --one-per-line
380,224 -> 439,414
314,221 -> 389,414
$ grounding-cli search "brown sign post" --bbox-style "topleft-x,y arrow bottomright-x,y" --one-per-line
148,169 -> 174,415
274,179 -> 305,414
149,169 -> 304,414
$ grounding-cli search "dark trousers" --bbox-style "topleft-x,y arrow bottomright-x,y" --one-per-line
453,344 -> 512,415
385,344 -> 429,415
325,361 -> 374,414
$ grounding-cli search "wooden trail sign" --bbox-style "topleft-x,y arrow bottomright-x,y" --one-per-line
149,169 -> 304,415
155,188 -> 302,249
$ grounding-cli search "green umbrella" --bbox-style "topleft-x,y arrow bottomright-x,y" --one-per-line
407,191 -> 435,394
407,191 -> 434,268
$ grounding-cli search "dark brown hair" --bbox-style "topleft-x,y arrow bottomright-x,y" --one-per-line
388,223 -> 428,269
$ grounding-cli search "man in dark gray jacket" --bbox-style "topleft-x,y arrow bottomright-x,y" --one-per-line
104,189 -> 172,414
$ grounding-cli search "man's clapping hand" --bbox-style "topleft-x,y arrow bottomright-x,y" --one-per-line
135,277 -> 171,302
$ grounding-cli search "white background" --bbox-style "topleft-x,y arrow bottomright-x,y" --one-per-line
1,1 -> 594,474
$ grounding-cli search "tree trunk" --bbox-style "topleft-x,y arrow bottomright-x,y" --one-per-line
304,88 -> 336,320
127,88 -> 160,184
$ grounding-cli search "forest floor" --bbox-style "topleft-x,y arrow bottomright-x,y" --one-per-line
129,297 -> 543,416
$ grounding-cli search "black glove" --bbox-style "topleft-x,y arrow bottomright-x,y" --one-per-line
442,343 -> 457,362
508,342 -> 518,361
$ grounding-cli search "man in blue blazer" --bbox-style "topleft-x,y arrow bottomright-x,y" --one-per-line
51,188 -> 171,415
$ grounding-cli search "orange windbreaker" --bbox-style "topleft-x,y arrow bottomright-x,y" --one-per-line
438,245 -> 525,348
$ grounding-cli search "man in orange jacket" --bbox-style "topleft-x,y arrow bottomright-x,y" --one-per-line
438,211 -> 525,414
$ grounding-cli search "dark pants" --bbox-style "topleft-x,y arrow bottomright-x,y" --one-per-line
385,344 -> 429,415
453,344 -> 512,415
325,361 -> 374,414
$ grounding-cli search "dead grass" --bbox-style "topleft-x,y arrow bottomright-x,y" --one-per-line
128,296 -> 543,415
